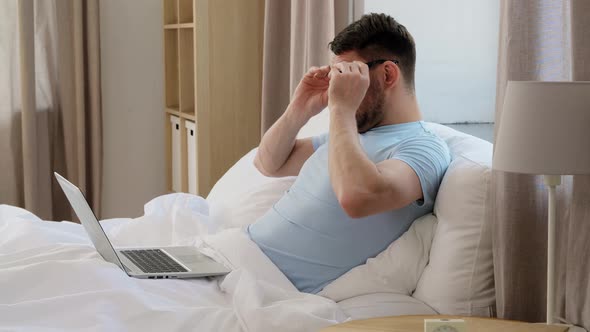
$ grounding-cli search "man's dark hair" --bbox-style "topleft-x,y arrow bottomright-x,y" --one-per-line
329,13 -> 416,91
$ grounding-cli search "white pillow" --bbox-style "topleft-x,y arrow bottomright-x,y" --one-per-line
297,108 -> 330,138
318,213 -> 437,302
414,123 -> 495,316
206,149 -> 295,229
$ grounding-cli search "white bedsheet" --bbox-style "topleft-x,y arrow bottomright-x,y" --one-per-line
0,194 -> 348,332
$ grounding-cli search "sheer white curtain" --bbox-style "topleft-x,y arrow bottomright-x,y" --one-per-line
0,0 -> 56,215
0,2 -> 20,205
0,0 -> 102,221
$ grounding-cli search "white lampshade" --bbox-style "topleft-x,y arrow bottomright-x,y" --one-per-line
493,81 -> 590,175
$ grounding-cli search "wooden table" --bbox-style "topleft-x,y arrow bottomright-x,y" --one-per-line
321,315 -> 570,332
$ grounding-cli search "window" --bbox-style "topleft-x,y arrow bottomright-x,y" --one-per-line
0,1 -> 17,108
0,0 -> 56,112
364,0 -> 500,124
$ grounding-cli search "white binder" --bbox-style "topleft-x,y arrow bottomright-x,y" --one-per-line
185,120 -> 197,195
169,115 -> 181,192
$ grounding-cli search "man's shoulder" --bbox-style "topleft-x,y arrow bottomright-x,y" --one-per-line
390,131 -> 451,164
395,128 -> 448,148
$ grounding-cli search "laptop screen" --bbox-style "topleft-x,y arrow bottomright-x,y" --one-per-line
54,172 -> 127,273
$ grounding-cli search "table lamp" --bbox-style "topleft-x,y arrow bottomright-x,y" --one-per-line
493,81 -> 590,324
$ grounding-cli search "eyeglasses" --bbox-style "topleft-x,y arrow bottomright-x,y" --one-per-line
365,59 -> 399,69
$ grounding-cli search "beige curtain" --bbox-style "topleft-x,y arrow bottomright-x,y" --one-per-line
261,0 -> 363,133
492,0 -> 590,328
0,0 -> 102,221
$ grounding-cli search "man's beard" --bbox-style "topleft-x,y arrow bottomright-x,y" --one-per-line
355,84 -> 385,133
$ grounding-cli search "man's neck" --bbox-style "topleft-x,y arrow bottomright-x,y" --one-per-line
378,92 -> 422,127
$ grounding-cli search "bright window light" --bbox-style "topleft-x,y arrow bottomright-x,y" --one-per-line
364,0 -> 500,124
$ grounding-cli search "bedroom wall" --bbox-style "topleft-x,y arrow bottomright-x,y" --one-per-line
100,0 -> 167,218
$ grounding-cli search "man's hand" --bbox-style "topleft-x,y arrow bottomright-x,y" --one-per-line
328,61 -> 370,114
254,65 -> 331,178
327,61 -> 423,218
291,65 -> 331,120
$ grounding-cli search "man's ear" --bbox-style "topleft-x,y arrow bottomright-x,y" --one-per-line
383,62 -> 400,88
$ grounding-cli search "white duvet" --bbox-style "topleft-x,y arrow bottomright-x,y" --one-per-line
0,194 -> 348,332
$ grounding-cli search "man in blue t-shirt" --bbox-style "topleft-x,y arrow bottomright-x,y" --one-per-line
248,13 -> 451,293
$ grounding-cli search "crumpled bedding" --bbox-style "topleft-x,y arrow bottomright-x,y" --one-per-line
0,194 -> 348,332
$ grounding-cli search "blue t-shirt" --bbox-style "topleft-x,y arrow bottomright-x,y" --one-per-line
248,121 -> 451,293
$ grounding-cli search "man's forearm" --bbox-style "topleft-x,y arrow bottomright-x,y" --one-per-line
255,104 -> 309,174
328,110 -> 381,201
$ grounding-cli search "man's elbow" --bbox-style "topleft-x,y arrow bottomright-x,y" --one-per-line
338,193 -> 371,219
254,155 -> 274,177
254,154 -> 285,178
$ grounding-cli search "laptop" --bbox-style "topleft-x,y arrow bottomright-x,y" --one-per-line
55,172 -> 230,279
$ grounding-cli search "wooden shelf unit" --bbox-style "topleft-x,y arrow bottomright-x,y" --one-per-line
163,0 -> 264,196
164,23 -> 194,29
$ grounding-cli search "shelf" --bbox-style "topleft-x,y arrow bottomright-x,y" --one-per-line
163,0 -> 177,25
163,0 -> 193,26
164,30 -> 179,109
165,108 -> 195,121
164,23 -> 194,29
181,112 -> 195,121
165,107 -> 180,116
178,0 -> 193,24
178,29 -> 195,114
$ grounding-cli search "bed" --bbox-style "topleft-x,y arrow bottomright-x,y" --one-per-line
0,122 -> 495,331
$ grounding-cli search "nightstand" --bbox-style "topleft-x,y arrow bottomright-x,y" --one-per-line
321,315 -> 570,332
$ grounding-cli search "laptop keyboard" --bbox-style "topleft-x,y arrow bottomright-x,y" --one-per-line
120,249 -> 188,273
